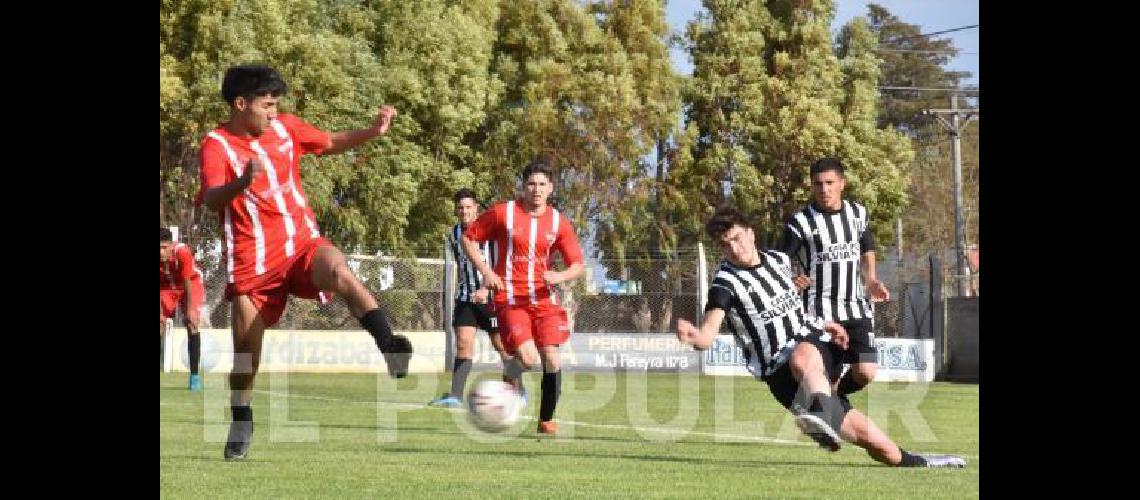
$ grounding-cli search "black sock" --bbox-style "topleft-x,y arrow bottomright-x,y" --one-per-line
539,371 -> 562,422
837,370 -> 867,396
450,357 -> 472,399
898,449 -> 926,467
231,406 -> 253,422
188,334 -> 201,375
359,309 -> 395,350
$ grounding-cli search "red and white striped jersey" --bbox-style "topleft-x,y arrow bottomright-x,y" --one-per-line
197,114 -> 330,285
160,243 -> 203,291
464,200 -> 584,307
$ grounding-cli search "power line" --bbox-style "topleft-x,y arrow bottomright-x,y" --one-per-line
884,24 -> 978,43
879,86 -> 979,93
874,48 -> 978,55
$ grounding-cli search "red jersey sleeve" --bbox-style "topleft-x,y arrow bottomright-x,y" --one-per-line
278,114 -> 332,156
175,246 -> 197,282
464,203 -> 503,243
553,213 -> 583,265
196,139 -> 231,206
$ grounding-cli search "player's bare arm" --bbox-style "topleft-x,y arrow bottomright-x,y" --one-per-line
462,234 -> 503,291
203,158 -> 264,212
542,261 -> 585,286
323,105 -> 398,155
675,308 -> 726,351
861,250 -> 889,302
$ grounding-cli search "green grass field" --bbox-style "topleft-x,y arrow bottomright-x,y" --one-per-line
160,371 -> 978,499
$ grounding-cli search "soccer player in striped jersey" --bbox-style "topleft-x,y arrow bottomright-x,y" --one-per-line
160,227 -> 205,391
428,189 -> 524,408
461,160 -> 586,436
675,206 -> 964,467
781,157 -> 889,402
197,65 -> 413,461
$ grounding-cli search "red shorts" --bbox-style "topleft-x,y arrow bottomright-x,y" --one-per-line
160,280 -> 204,325
495,303 -> 571,353
225,237 -> 334,327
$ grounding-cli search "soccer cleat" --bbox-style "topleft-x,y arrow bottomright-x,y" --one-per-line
223,420 -> 254,461
379,335 -> 413,379
428,395 -> 463,408
188,374 -> 203,392
918,454 -> 967,468
794,413 -> 842,452
537,420 -> 558,436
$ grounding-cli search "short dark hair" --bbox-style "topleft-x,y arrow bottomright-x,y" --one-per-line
705,205 -> 750,240
160,227 -> 173,243
810,157 -> 845,177
521,158 -> 554,183
453,188 -> 478,205
221,64 -> 288,105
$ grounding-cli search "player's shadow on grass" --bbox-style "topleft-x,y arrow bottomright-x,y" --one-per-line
379,446 -> 881,468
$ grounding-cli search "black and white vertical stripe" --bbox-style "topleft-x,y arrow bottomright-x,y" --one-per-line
452,223 -> 496,302
712,251 -> 828,378
786,200 -> 873,321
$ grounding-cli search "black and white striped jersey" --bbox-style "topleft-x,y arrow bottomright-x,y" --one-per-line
706,250 -> 829,379
450,223 -> 496,302
781,200 -> 876,321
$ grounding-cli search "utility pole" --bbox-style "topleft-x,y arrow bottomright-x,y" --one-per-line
925,94 -> 978,297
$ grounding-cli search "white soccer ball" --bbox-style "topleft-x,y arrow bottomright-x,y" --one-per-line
467,380 -> 521,433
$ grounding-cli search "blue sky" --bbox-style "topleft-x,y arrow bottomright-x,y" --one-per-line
664,0 -> 979,86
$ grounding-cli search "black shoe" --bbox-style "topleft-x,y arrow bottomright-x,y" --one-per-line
794,413 -> 842,452
380,335 -> 413,379
223,420 -> 254,461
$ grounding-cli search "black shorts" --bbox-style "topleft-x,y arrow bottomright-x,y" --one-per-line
838,318 -> 877,364
765,336 -> 851,414
452,301 -> 498,333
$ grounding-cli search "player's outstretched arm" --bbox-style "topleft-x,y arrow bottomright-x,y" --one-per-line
675,308 -> 726,351
322,105 -> 398,155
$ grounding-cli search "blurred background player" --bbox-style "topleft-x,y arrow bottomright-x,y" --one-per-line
780,157 -> 889,403
160,227 -> 205,391
461,160 -> 585,436
429,188 -> 526,408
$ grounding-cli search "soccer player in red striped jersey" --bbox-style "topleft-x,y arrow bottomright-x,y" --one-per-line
160,227 -> 205,391
197,64 -> 412,461
461,160 -> 585,436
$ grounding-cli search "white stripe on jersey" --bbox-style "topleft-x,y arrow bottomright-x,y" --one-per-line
209,132 -> 246,282
269,122 -> 320,238
527,215 -> 538,305
504,200 -> 515,306
250,140 -> 297,258
548,209 -> 560,305
270,121 -> 294,164
223,208 -> 235,283
245,197 -> 266,275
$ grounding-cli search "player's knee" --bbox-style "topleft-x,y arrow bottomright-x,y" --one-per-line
518,350 -> 538,370
855,364 -> 877,383
790,345 -> 821,377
